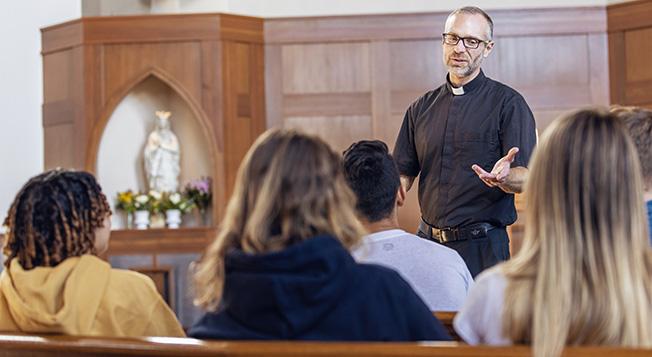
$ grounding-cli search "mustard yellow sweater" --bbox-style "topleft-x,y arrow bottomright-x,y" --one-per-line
0,255 -> 185,337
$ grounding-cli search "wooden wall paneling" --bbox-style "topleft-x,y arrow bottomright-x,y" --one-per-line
608,32 -> 626,104
264,7 -> 606,44
222,41 -> 260,198
264,44 -> 284,128
265,8 -> 609,237
250,43 -> 267,138
284,116 -> 373,153
607,0 -> 652,32
200,40 -> 227,222
281,43 -> 371,94
588,33 -> 610,105
102,42 -> 203,107
624,28 -> 652,82
389,39 -> 443,93
370,41 -> 391,143
283,93 -> 371,117
608,1 -> 652,107
44,124 -> 76,170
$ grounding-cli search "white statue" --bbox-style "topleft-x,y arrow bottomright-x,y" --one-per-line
144,111 -> 180,193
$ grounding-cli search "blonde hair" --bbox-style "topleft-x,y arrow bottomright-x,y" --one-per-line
502,108 -> 652,357
193,129 -> 366,311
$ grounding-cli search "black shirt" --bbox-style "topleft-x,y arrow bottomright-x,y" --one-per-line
393,70 -> 537,228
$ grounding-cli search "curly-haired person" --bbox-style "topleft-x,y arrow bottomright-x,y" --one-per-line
0,169 -> 184,337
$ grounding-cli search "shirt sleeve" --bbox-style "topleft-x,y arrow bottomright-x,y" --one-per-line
453,267 -> 510,345
499,94 -> 537,168
393,103 -> 421,177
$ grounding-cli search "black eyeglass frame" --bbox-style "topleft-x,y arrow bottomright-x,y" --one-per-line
442,33 -> 492,49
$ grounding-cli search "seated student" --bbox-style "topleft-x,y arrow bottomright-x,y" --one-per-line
188,129 -> 450,341
453,108 -> 652,356
342,140 -> 473,311
0,169 -> 185,337
611,106 -> 652,245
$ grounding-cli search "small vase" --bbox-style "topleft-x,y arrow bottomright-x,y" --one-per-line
134,210 -> 150,230
199,207 -> 210,227
125,211 -> 134,229
149,213 -> 166,229
165,209 -> 182,229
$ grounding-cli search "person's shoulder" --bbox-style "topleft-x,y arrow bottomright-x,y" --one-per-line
485,76 -> 527,102
108,268 -> 159,296
473,265 -> 508,290
354,261 -> 410,288
409,85 -> 446,110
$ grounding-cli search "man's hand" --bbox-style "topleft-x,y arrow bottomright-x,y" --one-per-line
471,147 -> 526,194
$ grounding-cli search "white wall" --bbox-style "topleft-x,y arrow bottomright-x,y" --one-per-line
0,1 -> 80,231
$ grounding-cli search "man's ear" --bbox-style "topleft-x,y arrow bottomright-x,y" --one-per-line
483,41 -> 494,58
396,184 -> 406,207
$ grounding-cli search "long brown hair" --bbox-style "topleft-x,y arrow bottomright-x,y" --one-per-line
3,169 -> 111,269
193,129 -> 365,311
502,108 -> 652,356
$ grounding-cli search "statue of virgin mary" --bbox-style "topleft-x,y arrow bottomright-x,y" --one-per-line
144,111 -> 180,193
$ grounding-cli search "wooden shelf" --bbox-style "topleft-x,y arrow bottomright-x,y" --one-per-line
108,227 -> 216,255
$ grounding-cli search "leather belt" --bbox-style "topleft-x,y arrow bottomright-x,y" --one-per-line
419,219 -> 499,243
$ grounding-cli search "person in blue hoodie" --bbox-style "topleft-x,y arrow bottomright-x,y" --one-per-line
188,129 -> 450,341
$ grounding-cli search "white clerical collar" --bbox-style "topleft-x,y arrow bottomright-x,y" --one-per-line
451,86 -> 465,95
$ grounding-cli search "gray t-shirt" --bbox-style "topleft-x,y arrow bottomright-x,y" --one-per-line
453,266 -> 511,345
352,229 -> 473,311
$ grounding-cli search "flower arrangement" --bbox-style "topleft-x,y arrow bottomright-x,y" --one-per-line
161,192 -> 194,214
148,190 -> 163,213
115,190 -> 136,213
184,177 -> 212,211
133,193 -> 151,211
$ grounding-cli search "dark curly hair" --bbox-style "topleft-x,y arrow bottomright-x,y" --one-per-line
342,140 -> 401,222
2,169 -> 111,269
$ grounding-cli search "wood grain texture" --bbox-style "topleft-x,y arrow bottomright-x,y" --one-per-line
41,14 -> 263,54
265,8 -> 610,237
107,228 -> 216,255
41,14 -> 265,257
265,7 -> 606,44
607,0 -> 652,32
1,335 -> 651,357
608,0 -> 652,106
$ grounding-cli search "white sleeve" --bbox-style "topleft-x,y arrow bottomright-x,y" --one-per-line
453,267 -> 511,345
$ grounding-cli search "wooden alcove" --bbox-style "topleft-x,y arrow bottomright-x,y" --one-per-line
41,15 -> 265,319
41,14 -> 266,254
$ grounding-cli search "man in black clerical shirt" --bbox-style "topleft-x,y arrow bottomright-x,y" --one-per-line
393,6 -> 537,277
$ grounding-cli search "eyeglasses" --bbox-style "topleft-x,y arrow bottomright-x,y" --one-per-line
442,33 -> 491,49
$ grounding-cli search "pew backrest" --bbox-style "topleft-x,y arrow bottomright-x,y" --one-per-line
1,334 -> 651,357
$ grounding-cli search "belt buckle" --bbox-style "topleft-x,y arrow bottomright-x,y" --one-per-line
436,227 -> 458,243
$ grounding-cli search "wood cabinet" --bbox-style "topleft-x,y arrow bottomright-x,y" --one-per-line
41,14 -> 266,227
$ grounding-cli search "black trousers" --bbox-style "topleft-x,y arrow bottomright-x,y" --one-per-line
417,226 -> 510,278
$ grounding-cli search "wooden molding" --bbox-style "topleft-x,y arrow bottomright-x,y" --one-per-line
2,335 -> 652,357
107,227 -> 216,255
265,7 -> 606,44
608,0 -> 652,32
42,13 -> 264,54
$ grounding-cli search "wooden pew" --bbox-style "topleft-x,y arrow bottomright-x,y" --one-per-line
433,311 -> 458,341
0,334 -> 651,357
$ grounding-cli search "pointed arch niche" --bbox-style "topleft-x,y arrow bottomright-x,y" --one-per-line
41,14 -> 265,251
97,75 -> 213,229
